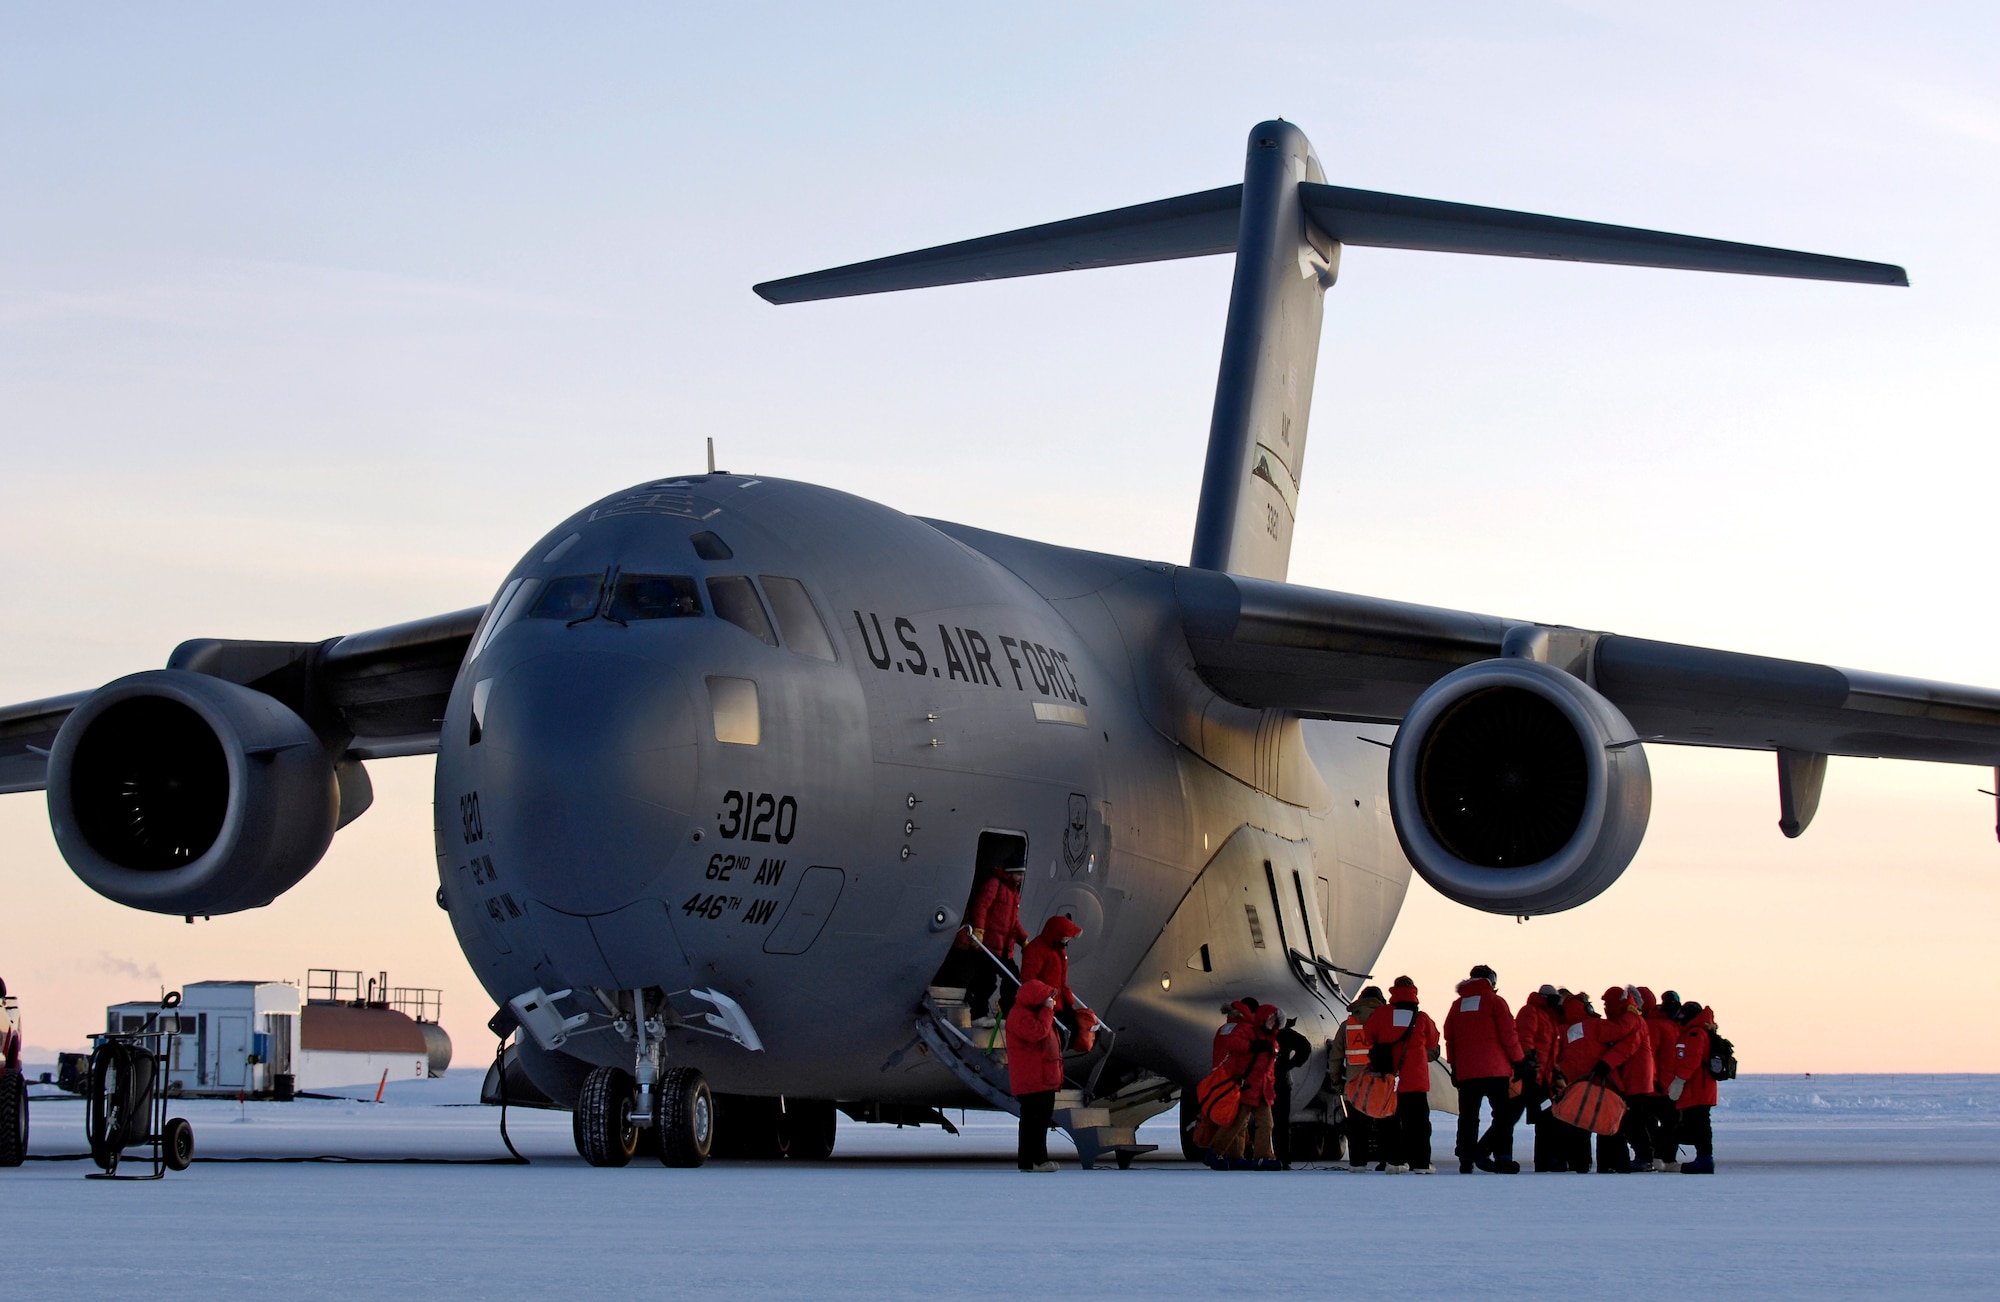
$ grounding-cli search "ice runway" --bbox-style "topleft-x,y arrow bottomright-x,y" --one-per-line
11,1073 -> 1998,1298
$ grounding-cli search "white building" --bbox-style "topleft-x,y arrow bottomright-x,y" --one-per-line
107,980 -> 299,1098
106,978 -> 433,1096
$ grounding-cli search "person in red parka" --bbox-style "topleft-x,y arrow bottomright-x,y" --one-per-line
1362,977 -> 1440,1173
1595,986 -> 1654,1174
1516,985 -> 1566,1171
1443,964 -> 1526,1174
962,855 -> 1028,1023
1212,1003 -> 1284,1170
1669,1001 -> 1720,1174
1007,978 -> 1065,1172
1552,991 -> 1603,1173
1022,915 -> 1097,1049
1649,990 -> 1684,1167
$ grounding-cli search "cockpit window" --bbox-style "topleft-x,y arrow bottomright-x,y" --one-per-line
529,574 -> 603,621
759,576 -> 836,661
609,574 -> 702,621
706,576 -> 777,647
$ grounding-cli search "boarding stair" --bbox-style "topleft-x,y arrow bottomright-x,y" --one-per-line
916,985 -> 1160,1169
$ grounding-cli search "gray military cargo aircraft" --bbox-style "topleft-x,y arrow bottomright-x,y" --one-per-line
4,121 -> 1994,1168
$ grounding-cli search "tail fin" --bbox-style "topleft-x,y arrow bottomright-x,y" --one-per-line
755,121 -> 1905,581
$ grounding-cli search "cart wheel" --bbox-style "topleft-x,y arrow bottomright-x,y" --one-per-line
163,1117 -> 194,1172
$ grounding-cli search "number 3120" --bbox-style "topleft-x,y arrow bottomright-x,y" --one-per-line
717,791 -> 797,844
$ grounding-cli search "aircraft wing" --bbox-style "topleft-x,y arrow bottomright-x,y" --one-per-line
0,604 -> 487,794
1175,569 -> 2000,766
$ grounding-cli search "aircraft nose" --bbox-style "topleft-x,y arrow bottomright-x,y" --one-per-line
479,650 -> 697,915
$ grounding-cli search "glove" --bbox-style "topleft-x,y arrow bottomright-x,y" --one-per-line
1517,1051 -> 1539,1081
1589,1062 -> 1610,1084
1667,1077 -> 1685,1102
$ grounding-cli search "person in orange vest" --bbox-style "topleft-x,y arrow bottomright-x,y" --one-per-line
1361,977 -> 1440,1174
1336,985 -> 1387,1171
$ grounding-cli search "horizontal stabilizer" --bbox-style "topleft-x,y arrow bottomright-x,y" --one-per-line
1298,183 -> 1909,285
754,185 -> 1242,304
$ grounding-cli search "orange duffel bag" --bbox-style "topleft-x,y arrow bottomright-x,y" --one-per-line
1344,1069 -> 1399,1120
1552,1079 -> 1626,1135
1190,1065 -> 1242,1149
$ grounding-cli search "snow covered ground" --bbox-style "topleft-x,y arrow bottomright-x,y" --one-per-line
9,1072 -> 1998,1298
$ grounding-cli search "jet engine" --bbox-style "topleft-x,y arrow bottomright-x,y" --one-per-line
1387,658 -> 1651,915
46,670 -> 341,915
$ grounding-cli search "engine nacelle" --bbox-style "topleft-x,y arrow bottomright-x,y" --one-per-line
47,670 -> 340,915
1387,658 -> 1651,915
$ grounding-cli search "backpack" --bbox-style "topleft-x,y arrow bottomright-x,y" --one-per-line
1704,1030 -> 1738,1082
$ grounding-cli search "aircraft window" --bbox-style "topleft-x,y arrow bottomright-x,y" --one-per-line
528,574 -> 603,621
470,578 -> 542,660
707,676 -> 760,745
759,576 -> 836,661
690,531 -> 733,561
608,574 -> 702,621
541,532 -> 582,563
706,576 -> 777,646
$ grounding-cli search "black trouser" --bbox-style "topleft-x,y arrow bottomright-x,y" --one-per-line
1017,1090 -> 1055,1169
1648,1095 -> 1680,1161
1393,1091 -> 1432,1170
1272,1075 -> 1290,1163
966,954 -> 1018,1020
1678,1104 -> 1713,1159
1455,1076 -> 1520,1163
1344,1104 -> 1379,1166
1523,1081 -> 1565,1170
1549,1115 -> 1593,1171
1622,1095 -> 1657,1166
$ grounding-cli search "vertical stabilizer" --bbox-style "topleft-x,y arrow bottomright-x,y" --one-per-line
1187,122 -> 1333,582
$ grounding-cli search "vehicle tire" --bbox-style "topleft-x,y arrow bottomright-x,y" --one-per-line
572,1066 -> 638,1168
776,1098 -> 837,1161
0,1069 -> 27,1167
162,1116 -> 194,1172
654,1066 -> 713,1168
1177,1087 -> 1202,1162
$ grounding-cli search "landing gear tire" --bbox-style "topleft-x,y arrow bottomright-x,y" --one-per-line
1177,1088 -> 1202,1163
162,1116 -> 194,1172
776,1099 -> 837,1161
712,1095 -> 783,1160
655,1066 -> 713,1168
573,1065 -> 639,1167
0,1069 -> 26,1167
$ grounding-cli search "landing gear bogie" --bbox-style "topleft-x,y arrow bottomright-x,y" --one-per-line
0,1068 -> 27,1168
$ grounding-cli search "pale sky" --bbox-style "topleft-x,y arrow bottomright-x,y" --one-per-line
3,3 -> 1997,1069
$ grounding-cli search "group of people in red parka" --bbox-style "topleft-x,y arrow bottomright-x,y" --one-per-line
1329,965 -> 1726,1175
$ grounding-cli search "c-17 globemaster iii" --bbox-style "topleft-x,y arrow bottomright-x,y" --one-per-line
4,121 -> 1994,1167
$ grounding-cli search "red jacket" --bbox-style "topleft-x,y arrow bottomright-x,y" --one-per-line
1362,1002 -> 1439,1095
1021,916 -> 1081,1011
1005,979 -> 1065,1096
1600,993 -> 1654,1096
1213,1002 -> 1254,1069
1443,978 -> 1523,1081
1639,991 -> 1678,1088
965,874 -> 1026,959
1218,1004 -> 1282,1107
1671,1007 -> 1719,1110
1555,996 -> 1604,1082
1515,996 -> 1561,1085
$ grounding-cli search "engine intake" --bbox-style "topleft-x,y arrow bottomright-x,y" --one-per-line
1387,658 -> 1650,915
47,670 -> 341,915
